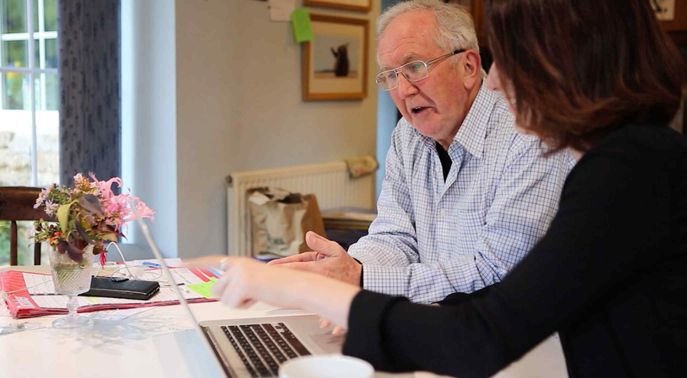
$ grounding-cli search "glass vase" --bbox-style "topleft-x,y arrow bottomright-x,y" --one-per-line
49,244 -> 95,329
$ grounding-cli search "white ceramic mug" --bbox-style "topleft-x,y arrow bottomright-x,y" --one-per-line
279,354 -> 374,378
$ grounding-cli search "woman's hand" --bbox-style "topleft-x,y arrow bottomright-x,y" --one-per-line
211,257 -> 300,309
207,257 -> 361,328
320,318 -> 347,336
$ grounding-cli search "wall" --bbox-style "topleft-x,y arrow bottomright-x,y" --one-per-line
125,1 -> 379,258
121,0 -> 177,259
175,0 -> 379,257
376,0 -> 405,199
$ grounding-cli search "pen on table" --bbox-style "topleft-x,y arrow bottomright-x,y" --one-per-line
143,261 -> 180,269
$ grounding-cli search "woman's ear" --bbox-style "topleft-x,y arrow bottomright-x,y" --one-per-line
462,50 -> 482,89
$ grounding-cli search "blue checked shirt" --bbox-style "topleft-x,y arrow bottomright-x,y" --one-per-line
348,85 -> 576,304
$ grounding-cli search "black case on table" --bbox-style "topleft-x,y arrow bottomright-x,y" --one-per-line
81,277 -> 160,300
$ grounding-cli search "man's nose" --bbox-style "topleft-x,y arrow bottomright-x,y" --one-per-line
395,73 -> 419,98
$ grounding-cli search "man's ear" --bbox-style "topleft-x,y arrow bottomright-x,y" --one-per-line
462,50 -> 482,89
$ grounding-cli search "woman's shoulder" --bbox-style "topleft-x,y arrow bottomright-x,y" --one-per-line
587,122 -> 687,170
565,122 -> 687,197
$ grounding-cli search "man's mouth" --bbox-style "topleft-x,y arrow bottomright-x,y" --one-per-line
411,106 -> 429,114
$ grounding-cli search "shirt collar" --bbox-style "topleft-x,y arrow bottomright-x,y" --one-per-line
450,83 -> 500,159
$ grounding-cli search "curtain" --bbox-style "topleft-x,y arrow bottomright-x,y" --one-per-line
58,0 -> 120,185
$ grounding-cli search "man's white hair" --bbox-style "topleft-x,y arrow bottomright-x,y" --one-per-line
377,0 -> 479,56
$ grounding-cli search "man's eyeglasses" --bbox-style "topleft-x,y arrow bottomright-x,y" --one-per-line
375,49 -> 466,91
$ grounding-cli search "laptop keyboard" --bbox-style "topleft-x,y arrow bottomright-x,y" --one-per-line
221,322 -> 312,377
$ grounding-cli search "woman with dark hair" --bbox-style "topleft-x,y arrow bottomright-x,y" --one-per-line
206,0 -> 686,376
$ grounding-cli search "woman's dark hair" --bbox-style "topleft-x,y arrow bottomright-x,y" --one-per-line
485,0 -> 686,152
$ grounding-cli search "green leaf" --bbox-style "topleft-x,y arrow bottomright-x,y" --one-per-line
101,232 -> 118,242
57,203 -> 72,234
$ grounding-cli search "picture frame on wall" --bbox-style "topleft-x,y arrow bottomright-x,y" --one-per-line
303,0 -> 371,13
302,14 -> 369,101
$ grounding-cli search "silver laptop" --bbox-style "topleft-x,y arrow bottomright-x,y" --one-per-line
133,208 -> 343,377
199,315 -> 343,377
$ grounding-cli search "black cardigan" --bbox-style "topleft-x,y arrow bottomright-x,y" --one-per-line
343,122 -> 687,377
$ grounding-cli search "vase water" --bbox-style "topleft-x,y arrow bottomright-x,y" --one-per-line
49,244 -> 94,328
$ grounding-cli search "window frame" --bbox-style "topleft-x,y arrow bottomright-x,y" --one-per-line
0,0 -> 59,186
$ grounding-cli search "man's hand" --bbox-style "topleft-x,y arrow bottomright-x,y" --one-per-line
268,231 -> 362,286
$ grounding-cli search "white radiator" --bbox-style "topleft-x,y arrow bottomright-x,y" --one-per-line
226,161 -> 376,256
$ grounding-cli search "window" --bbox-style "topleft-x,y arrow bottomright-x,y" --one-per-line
0,0 -> 58,264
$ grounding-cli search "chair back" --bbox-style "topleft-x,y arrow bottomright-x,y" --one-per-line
0,187 -> 51,265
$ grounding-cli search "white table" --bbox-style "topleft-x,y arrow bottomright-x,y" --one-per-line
1,283 -> 568,377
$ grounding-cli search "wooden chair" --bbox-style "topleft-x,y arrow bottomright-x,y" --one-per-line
0,187 -> 51,265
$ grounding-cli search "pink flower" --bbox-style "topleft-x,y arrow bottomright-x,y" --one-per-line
122,196 -> 155,222
73,173 -> 92,190
89,173 -> 122,201
33,173 -> 155,265
44,200 -> 59,216
135,200 -> 155,219
105,200 -> 125,216
34,184 -> 55,208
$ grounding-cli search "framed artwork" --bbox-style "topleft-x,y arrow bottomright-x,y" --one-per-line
651,0 -> 675,21
302,14 -> 369,101
303,0 -> 371,13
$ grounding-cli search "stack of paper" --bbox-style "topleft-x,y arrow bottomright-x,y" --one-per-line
0,262 -> 221,319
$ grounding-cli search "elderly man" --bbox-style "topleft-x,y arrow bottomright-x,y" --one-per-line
271,0 -> 574,304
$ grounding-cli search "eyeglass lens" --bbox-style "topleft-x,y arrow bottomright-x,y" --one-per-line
376,49 -> 465,91
376,61 -> 428,90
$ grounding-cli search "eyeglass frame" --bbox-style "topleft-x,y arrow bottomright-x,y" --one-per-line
375,49 -> 467,91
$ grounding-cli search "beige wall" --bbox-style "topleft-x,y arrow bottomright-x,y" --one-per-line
173,1 -> 379,257
122,0 -> 177,259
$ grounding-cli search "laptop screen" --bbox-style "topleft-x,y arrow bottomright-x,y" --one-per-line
132,205 -> 227,377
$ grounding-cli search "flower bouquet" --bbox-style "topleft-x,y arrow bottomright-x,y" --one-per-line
33,173 -> 154,328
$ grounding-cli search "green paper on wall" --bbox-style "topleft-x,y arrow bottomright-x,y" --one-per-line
291,8 -> 312,43
187,278 -> 217,298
